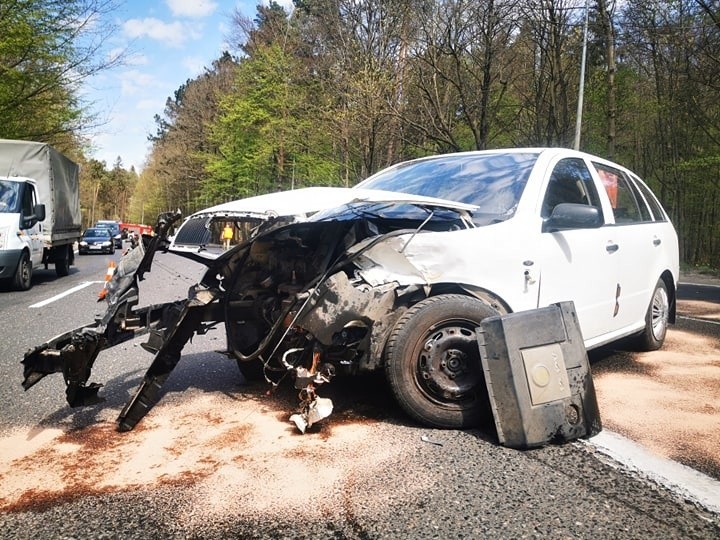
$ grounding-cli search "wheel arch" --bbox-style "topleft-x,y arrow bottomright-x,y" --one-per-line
370,283 -> 511,371
425,282 -> 512,316
659,269 -> 676,324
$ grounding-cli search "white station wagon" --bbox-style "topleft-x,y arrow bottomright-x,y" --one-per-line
22,148 -> 679,432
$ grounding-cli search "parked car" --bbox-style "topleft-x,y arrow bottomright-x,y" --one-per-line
78,227 -> 114,255
22,148 -> 678,433
94,220 -> 123,248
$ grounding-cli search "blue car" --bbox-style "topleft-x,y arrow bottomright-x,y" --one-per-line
78,228 -> 115,255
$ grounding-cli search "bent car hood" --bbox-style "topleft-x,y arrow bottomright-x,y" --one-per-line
184,186 -> 477,220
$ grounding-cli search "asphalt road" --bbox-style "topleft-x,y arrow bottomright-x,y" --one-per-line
0,252 -> 718,539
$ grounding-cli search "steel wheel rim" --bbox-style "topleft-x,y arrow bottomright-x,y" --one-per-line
415,320 -> 481,405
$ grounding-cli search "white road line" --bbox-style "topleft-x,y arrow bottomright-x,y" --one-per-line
582,430 -> 720,515
28,281 -> 104,308
678,315 -> 720,326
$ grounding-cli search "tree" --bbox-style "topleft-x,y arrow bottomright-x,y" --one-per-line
144,53 -> 238,214
207,43 -> 341,199
0,0 -> 123,147
405,0 -> 519,152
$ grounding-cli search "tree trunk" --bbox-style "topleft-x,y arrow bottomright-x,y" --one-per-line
596,0 -> 617,158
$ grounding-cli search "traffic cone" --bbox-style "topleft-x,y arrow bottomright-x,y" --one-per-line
98,260 -> 116,300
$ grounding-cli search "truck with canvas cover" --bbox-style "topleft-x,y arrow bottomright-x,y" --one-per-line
0,139 -> 82,290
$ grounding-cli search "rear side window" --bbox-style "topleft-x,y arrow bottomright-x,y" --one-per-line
593,163 -> 652,224
631,175 -> 668,222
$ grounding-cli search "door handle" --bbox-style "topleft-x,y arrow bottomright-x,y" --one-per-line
653,238 -> 661,246
606,243 -> 619,253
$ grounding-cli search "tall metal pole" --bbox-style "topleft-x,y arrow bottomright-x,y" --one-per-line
574,0 -> 590,150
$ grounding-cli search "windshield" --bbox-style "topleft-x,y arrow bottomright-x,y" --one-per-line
84,228 -> 110,237
0,180 -> 20,213
356,152 -> 538,221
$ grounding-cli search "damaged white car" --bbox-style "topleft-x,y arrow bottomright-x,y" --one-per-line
22,148 -> 679,432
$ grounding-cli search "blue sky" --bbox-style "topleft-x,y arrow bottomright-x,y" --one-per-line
87,0 -> 292,172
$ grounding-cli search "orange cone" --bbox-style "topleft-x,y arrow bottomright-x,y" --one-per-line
97,260 -> 116,300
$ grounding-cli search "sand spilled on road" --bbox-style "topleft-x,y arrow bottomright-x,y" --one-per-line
0,390 -> 406,522
593,328 -> 720,477
677,299 -> 720,321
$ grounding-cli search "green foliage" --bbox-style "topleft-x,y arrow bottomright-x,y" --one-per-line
206,43 -> 341,201
79,157 -> 137,228
0,0 -> 119,146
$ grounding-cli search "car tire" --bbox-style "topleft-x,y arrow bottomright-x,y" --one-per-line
235,359 -> 265,382
634,279 -> 670,351
12,252 -> 32,291
384,294 -> 498,429
55,245 -> 70,277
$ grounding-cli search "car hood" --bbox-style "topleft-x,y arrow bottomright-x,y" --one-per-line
82,236 -> 111,242
186,186 -> 477,220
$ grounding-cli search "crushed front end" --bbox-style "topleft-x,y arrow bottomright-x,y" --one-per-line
22,197 -> 476,432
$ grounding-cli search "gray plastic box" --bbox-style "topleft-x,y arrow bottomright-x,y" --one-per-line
476,301 -> 602,449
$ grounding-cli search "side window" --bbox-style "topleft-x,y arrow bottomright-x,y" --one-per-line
593,163 -> 651,224
541,158 -> 601,219
631,174 -> 667,222
22,185 -> 35,216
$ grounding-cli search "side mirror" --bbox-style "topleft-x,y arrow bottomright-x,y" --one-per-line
543,203 -> 602,232
34,203 -> 46,222
22,203 -> 46,228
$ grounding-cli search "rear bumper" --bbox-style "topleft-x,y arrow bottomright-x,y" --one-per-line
0,249 -> 22,278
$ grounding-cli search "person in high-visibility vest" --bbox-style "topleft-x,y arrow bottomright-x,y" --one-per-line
222,223 -> 233,250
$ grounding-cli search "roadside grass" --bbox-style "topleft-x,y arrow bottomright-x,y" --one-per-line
680,263 -> 720,279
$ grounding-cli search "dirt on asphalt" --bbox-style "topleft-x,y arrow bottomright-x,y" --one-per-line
0,271 -> 717,518
591,272 -> 720,479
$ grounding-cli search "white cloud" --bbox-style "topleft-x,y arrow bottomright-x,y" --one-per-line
119,70 -> 163,96
166,0 -> 218,18
182,55 -> 206,75
123,18 -> 197,48
137,98 -> 166,111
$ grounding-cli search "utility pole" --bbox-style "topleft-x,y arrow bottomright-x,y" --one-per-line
574,0 -> 590,150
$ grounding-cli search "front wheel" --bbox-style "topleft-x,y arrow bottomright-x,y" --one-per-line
384,294 -> 499,428
12,252 -> 32,291
634,279 -> 670,351
235,359 -> 265,382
